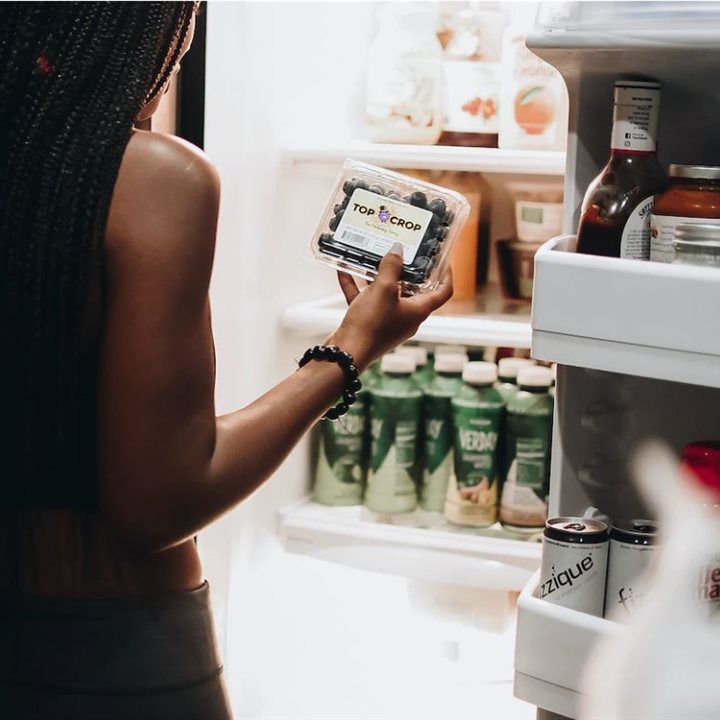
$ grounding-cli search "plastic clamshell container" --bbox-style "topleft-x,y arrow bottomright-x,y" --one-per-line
311,159 -> 470,294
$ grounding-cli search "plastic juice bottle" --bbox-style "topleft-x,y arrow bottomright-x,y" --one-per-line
365,354 -> 422,514
494,357 -> 537,403
420,353 -> 466,512
499,366 -> 554,533
445,361 -> 504,527
313,382 -> 369,506
396,345 -> 433,387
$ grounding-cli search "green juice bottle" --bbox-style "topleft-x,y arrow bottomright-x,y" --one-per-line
396,345 -> 433,388
313,371 -> 373,506
420,353 -> 466,512
494,357 -> 536,403
445,362 -> 505,528
365,354 -> 422,514
500,366 -> 554,533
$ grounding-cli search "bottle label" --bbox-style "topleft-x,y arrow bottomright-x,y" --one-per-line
421,395 -> 454,512
446,400 -> 502,524
651,214 -> 720,263
442,61 -> 501,134
365,392 -> 421,513
500,407 -> 552,527
610,83 -> 660,153
334,188 -> 433,264
620,196 -> 654,259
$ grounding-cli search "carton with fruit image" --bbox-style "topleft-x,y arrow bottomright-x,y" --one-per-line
499,25 -> 568,151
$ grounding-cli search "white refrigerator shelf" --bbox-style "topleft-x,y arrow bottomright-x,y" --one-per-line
514,571 -> 621,718
283,140 -> 566,176
531,235 -> 720,388
278,498 -> 542,591
280,287 -> 532,349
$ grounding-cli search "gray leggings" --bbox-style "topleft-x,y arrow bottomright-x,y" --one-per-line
0,582 -> 232,720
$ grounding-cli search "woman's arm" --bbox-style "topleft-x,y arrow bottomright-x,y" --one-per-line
100,132 -> 451,551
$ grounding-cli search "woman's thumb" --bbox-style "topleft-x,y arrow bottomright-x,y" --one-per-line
377,242 -> 404,283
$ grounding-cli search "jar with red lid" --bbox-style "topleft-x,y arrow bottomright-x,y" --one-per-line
650,164 -> 720,263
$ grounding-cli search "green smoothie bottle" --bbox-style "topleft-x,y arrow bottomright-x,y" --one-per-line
419,353 -> 466,512
313,370 -> 373,506
365,354 -> 422,514
494,357 -> 536,403
445,362 -> 505,527
500,366 -> 554,533
397,345 -> 433,388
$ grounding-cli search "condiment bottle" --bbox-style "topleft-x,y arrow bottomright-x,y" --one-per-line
576,80 -> 667,259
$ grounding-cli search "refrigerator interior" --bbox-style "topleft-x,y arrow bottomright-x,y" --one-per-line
514,4 -> 720,718
198,2 -> 548,718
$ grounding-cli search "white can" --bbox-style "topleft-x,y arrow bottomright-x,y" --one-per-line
539,517 -> 609,617
603,519 -> 659,622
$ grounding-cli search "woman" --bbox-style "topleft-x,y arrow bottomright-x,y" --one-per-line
0,3 -> 452,718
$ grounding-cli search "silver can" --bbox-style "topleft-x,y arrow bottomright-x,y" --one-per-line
603,519 -> 659,621
539,517 -> 609,617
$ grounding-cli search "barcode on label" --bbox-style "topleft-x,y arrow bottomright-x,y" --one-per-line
338,229 -> 374,249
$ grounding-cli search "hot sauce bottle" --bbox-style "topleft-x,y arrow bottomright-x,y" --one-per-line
576,80 -> 667,259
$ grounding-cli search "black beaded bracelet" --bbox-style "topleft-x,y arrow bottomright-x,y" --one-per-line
298,344 -> 362,421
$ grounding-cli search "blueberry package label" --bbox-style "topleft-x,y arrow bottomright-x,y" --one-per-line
334,188 -> 433,263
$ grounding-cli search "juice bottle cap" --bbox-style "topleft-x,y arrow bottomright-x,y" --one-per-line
434,353 -> 467,373
497,357 -> 536,380
681,441 -> 720,500
381,353 -> 416,375
436,344 -> 467,356
518,366 -> 552,388
396,345 -> 428,367
463,361 -> 497,385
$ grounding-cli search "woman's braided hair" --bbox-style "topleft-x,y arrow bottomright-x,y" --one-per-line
0,2 -> 195,504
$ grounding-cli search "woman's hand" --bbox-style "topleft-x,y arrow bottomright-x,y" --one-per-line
326,242 -> 453,371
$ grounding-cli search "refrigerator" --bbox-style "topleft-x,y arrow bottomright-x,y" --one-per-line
190,2 -> 720,718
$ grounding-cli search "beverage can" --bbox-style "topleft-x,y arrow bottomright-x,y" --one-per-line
603,519 -> 659,621
365,355 -> 422,514
539,517 -> 609,617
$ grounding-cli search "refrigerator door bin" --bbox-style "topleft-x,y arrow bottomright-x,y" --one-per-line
531,235 -> 720,387
514,570 -> 620,718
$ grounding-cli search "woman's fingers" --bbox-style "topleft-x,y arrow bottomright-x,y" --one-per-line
375,243 -> 404,295
337,271 -> 360,305
407,266 -> 454,314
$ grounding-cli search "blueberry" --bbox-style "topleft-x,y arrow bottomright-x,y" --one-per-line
410,191 -> 427,208
386,192 -> 401,201
435,226 -> 448,241
368,185 -> 385,196
342,179 -> 357,196
443,208 -> 455,225
428,198 -> 446,218
329,215 -> 341,232
356,179 -> 369,191
319,232 -> 334,248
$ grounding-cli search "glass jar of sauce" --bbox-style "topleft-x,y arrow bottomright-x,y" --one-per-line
651,164 -> 720,263
672,223 -> 720,268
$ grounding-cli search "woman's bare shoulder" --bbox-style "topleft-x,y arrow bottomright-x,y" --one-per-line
106,130 -> 220,270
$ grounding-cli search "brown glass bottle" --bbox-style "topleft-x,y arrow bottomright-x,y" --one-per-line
576,80 -> 667,259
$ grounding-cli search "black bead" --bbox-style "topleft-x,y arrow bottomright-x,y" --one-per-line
325,346 -> 339,360
346,364 -> 357,377
343,390 -> 357,406
324,406 -> 340,421
335,402 -> 349,417
350,377 -> 362,392
410,191 -> 427,208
